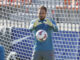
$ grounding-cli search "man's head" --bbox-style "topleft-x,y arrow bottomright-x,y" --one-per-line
38,6 -> 47,20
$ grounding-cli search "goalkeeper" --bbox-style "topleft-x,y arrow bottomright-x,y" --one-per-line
29,6 -> 58,60
0,45 -> 5,60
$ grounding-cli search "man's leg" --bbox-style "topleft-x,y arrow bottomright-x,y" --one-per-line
0,45 -> 5,60
32,51 -> 43,60
43,50 -> 54,60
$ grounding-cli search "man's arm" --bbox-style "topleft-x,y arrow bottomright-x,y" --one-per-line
50,19 -> 58,32
29,20 -> 35,32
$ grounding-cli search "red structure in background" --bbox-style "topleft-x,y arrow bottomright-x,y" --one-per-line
0,0 -> 31,7
56,0 -> 80,11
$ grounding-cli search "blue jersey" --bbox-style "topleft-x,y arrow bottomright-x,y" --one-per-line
0,45 -> 5,60
29,18 -> 58,51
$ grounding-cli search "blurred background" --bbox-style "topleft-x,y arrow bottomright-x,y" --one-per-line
0,0 -> 80,60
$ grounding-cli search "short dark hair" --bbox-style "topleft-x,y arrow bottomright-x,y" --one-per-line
39,6 -> 47,12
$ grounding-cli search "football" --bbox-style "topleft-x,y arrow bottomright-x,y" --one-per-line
36,30 -> 48,42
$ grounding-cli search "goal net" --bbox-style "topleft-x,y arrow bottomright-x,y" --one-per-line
0,0 -> 80,60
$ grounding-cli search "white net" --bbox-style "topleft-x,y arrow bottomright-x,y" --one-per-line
0,0 -> 80,60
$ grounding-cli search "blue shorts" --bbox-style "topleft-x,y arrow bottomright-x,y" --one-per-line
32,50 -> 54,60
0,45 -> 5,60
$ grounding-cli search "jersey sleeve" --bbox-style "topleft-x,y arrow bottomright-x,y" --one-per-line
50,19 -> 58,32
0,45 -> 5,60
